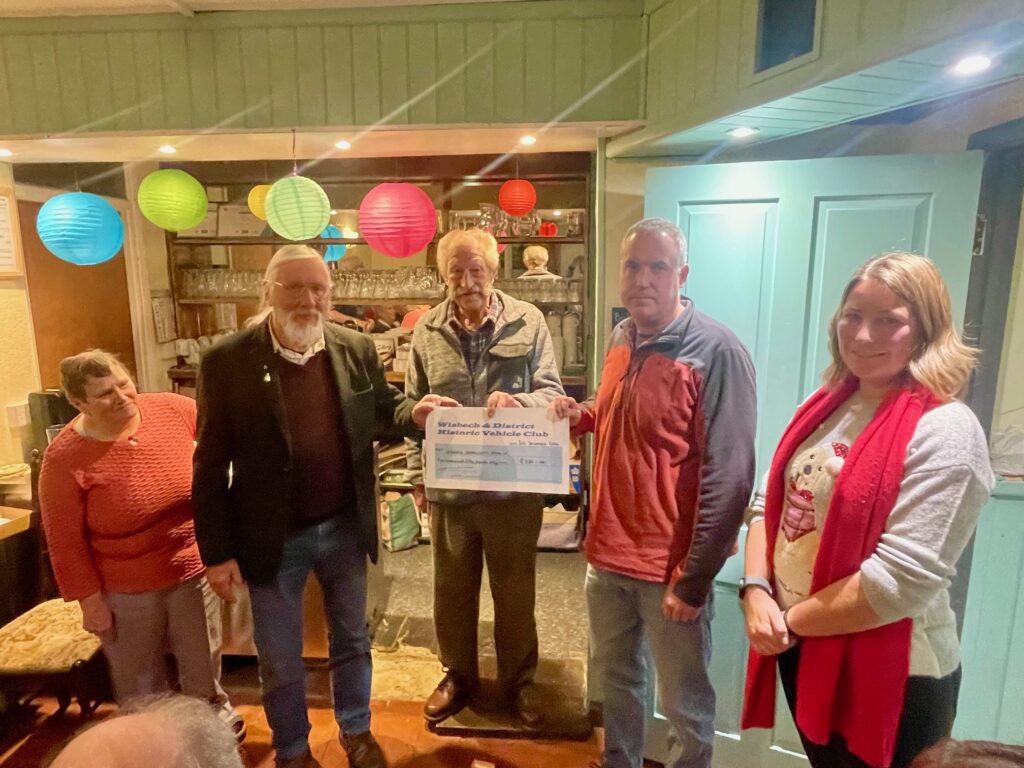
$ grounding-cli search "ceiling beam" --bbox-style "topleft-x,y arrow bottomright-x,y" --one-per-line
164,0 -> 195,17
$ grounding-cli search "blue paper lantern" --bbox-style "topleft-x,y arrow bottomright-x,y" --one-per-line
36,192 -> 125,266
321,225 -> 347,263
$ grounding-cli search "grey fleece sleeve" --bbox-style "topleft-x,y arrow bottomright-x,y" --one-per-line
675,346 -> 758,606
744,471 -> 769,527
404,326 -> 430,487
512,313 -> 566,408
860,402 -> 995,622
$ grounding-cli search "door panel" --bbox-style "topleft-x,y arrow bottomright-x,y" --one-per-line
679,201 -> 779,352
803,195 -> 932,396
678,200 -> 780,468
642,152 -> 983,767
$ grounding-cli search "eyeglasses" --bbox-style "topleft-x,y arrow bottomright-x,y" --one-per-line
273,281 -> 331,299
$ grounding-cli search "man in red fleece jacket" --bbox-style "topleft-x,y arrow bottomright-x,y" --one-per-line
551,218 -> 756,768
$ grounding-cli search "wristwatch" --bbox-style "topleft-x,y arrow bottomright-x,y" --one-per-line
738,575 -> 774,600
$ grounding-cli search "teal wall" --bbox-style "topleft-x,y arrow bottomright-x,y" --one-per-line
630,0 -> 1022,151
0,0 -> 644,136
955,481 -> 1024,745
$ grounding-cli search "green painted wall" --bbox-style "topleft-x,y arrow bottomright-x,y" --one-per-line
637,0 -> 1023,147
0,0 -> 644,136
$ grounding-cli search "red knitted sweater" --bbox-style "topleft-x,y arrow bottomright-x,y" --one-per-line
39,393 -> 204,600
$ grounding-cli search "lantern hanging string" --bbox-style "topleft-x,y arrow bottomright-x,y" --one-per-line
291,129 -> 298,176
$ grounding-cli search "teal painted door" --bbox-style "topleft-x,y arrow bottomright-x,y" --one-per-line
954,482 -> 1024,745
643,152 -> 983,767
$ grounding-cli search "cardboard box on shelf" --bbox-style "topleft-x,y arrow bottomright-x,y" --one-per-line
218,204 -> 267,238
177,205 -> 219,238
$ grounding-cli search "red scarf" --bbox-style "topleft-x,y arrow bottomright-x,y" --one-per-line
741,377 -> 940,768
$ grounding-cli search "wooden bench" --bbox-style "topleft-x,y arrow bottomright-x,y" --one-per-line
0,599 -> 108,718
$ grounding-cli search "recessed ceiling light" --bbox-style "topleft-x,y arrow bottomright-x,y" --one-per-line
952,54 -> 992,76
158,144 -> 177,154
335,140 -> 352,150
727,126 -> 760,139
552,210 -> 562,217
0,148 -> 12,158
519,135 -> 537,146
330,209 -> 338,215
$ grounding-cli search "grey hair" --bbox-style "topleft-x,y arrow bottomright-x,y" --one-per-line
59,349 -> 129,402
522,245 -> 549,270
436,229 -> 500,277
45,694 -> 243,768
620,217 -> 688,267
121,695 -> 243,768
247,243 -> 330,327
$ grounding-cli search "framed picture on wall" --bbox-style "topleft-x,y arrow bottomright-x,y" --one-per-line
151,293 -> 178,343
0,188 -> 24,278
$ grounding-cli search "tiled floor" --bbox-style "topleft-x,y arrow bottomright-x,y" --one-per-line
0,697 -> 604,768
379,545 -> 589,660
0,547 -> 595,767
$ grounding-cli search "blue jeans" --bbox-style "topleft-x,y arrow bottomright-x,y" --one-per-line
587,565 -> 715,768
248,516 -> 370,759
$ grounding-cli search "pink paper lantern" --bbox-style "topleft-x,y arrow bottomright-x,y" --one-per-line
358,183 -> 437,258
498,179 -> 537,217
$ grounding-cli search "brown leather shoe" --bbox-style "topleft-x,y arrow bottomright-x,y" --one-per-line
339,730 -> 388,768
423,671 -> 476,723
513,683 -> 543,728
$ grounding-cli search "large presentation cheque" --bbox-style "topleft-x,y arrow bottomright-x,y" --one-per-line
424,407 -> 570,494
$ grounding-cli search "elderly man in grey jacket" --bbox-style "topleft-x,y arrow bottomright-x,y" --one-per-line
406,228 -> 564,728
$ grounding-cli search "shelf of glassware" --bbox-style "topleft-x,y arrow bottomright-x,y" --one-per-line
176,297 -> 583,308
171,236 -> 586,247
384,371 -> 586,387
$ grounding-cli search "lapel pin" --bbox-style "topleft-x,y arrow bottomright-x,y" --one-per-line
263,365 -> 272,383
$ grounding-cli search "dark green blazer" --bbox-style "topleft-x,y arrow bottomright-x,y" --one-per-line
192,320 -> 417,585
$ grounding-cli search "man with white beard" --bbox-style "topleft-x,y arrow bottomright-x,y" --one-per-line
193,245 -> 452,768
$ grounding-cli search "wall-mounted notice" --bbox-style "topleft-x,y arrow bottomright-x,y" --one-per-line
0,189 -> 24,278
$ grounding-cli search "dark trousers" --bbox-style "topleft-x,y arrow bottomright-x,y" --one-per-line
429,497 -> 543,693
778,645 -> 961,768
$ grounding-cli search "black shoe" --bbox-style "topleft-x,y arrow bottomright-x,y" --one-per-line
340,730 -> 388,768
513,683 -> 543,728
423,670 -> 477,723
274,749 -> 318,768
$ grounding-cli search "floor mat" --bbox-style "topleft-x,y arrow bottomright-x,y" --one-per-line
431,656 -> 591,741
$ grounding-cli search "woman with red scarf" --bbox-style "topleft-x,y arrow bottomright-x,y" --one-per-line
740,253 -> 995,768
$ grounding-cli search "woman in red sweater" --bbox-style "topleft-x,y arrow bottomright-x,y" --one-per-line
38,349 -> 241,737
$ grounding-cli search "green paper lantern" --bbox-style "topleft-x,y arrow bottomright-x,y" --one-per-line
265,175 -> 331,241
137,169 -> 208,232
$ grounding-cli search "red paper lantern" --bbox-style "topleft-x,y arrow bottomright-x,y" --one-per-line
358,183 -> 438,258
538,221 -> 558,237
498,179 -> 537,217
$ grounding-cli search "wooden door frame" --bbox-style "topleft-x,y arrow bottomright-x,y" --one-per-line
14,183 -> 159,392
965,118 -> 1024,437
947,118 -> 1024,636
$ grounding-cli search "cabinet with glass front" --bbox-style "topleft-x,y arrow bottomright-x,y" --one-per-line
164,156 -> 592,391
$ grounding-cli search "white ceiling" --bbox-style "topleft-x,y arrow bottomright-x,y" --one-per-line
0,123 -> 639,163
1,0 -> 529,17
